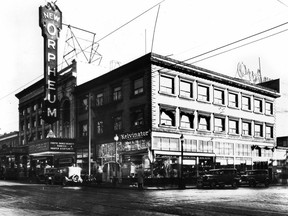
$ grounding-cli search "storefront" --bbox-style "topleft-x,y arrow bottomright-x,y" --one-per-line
28,138 -> 76,178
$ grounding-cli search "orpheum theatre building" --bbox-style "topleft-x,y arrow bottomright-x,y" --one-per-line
14,2 -> 281,183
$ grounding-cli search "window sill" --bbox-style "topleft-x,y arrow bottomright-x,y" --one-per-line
179,95 -> 194,101
196,99 -> 211,104
227,105 -> 239,110
159,124 -> 176,129
158,91 -> 177,97
179,127 -> 195,132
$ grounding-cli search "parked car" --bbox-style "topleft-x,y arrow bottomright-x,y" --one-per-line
45,166 -> 83,186
240,169 -> 270,187
197,168 -> 240,189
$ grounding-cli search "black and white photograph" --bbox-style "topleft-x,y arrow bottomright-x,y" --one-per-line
0,0 -> 288,215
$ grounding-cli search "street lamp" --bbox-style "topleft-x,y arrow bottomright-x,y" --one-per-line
114,134 -> 119,179
179,134 -> 185,189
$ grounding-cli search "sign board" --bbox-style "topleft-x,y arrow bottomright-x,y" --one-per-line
29,138 -> 75,154
39,3 -> 62,124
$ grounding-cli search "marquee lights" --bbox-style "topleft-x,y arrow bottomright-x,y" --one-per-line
39,2 -> 62,124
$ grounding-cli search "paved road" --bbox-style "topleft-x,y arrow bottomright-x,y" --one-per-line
0,181 -> 287,215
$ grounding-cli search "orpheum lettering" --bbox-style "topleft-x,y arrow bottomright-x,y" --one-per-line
39,2 -> 62,124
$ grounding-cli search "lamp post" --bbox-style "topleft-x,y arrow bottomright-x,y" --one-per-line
179,134 -> 185,189
114,134 -> 119,179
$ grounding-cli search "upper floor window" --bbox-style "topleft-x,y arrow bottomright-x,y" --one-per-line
265,102 -> 273,115
198,114 -> 210,130
113,86 -> 122,101
214,117 -> 225,132
179,80 -> 193,98
96,93 -> 104,106
160,107 -> 175,126
254,123 -> 263,137
180,111 -> 194,129
96,120 -> 104,134
229,119 -> 239,134
160,75 -> 174,94
242,96 -> 251,111
133,77 -> 144,95
80,95 -> 88,113
214,89 -> 225,105
254,99 -> 263,113
131,108 -> 144,127
113,115 -> 122,131
266,125 -> 273,139
228,92 -> 238,108
198,85 -> 209,102
80,122 -> 88,137
242,121 -> 251,136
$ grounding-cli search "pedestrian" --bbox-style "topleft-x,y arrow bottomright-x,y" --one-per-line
137,165 -> 144,190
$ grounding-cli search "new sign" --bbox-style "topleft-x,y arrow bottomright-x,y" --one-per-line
39,3 -> 62,124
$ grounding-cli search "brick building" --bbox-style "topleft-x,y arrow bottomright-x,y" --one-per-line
74,53 -> 280,182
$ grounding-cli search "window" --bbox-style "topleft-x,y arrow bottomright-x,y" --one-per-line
198,85 -> 209,102
229,119 -> 239,134
215,142 -> 234,155
153,137 -> 179,151
80,122 -> 88,137
160,75 -> 174,94
131,108 -> 144,126
96,120 -> 104,134
266,125 -> 273,139
242,96 -> 251,111
113,115 -> 122,131
180,80 -> 193,98
133,77 -> 144,95
198,140 -> 213,153
80,95 -> 88,112
254,123 -> 263,137
214,89 -> 225,105
113,86 -> 122,101
180,112 -> 194,129
183,139 -> 197,152
198,114 -> 210,130
242,121 -> 251,136
160,107 -> 175,126
254,99 -> 263,113
214,117 -> 225,132
265,102 -> 273,115
228,92 -> 238,108
96,93 -> 104,106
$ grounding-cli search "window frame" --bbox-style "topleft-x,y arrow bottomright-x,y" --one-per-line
113,86 -> 122,102
159,74 -> 175,95
254,123 -> 263,137
214,116 -> 225,132
159,106 -> 176,127
242,95 -> 251,111
179,79 -> 193,98
228,92 -> 239,108
254,98 -> 263,113
197,84 -> 210,102
214,88 -> 225,105
265,101 -> 273,115
229,119 -> 239,134
133,77 -> 144,96
242,121 -> 252,136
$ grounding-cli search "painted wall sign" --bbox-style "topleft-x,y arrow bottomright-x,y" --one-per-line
39,2 -> 62,124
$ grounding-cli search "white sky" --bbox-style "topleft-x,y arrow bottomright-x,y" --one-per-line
1,0 -> 288,136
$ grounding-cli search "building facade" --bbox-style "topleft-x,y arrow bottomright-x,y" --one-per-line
74,53 -> 280,182
15,62 -> 77,178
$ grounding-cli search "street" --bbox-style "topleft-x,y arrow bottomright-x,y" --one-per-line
0,180 -> 287,216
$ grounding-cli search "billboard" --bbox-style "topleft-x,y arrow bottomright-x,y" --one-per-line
39,2 -> 62,124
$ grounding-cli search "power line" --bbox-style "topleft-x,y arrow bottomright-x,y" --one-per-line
182,21 -> 288,64
190,28 -> 288,65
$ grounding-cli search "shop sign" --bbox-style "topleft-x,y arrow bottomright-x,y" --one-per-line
29,142 -> 50,154
39,2 -> 62,124
50,141 -> 74,151
120,131 -> 150,141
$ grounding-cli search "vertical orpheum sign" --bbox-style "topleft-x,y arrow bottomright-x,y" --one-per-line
39,3 -> 62,124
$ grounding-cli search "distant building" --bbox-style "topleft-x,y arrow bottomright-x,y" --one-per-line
274,136 -> 288,183
74,53 -> 280,182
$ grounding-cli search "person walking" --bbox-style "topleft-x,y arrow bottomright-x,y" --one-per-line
137,165 -> 144,190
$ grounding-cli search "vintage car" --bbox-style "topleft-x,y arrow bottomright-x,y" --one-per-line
45,166 -> 83,186
240,169 -> 270,187
197,168 -> 240,189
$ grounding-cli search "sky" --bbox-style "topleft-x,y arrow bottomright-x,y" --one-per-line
1,0 -> 288,136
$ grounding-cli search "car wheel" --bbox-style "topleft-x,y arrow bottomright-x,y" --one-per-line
72,175 -> 79,183
210,181 -> 216,189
